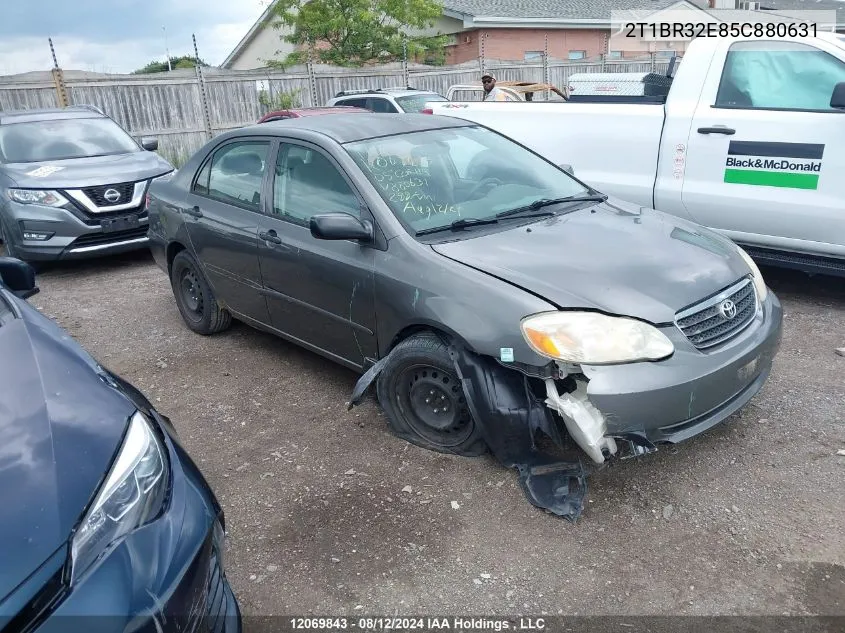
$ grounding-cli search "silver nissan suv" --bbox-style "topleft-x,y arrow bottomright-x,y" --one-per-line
0,106 -> 174,264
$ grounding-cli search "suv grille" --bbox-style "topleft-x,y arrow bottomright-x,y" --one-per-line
675,278 -> 757,350
82,182 -> 135,206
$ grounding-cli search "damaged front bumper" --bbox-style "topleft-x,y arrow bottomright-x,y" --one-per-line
349,293 -> 782,522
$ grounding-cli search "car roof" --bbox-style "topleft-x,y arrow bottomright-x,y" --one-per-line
334,88 -> 442,99
259,106 -> 370,122
240,112 -> 473,144
0,106 -> 106,125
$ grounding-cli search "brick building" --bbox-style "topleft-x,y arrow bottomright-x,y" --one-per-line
221,0 -> 845,69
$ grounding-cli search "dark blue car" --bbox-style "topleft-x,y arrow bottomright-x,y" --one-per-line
0,257 -> 241,632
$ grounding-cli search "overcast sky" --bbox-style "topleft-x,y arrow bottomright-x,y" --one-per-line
0,0 -> 267,75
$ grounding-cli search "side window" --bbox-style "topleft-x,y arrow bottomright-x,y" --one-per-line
193,158 -> 212,195
272,143 -> 359,226
336,98 -> 367,109
367,98 -> 398,113
715,41 -> 845,111
200,141 -> 269,211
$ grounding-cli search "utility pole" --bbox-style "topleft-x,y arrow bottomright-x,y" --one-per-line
163,26 -> 172,71
48,38 -> 69,107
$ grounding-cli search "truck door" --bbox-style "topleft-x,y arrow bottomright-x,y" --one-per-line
681,38 -> 845,257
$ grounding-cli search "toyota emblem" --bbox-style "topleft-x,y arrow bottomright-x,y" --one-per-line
718,299 -> 738,320
103,188 -> 121,203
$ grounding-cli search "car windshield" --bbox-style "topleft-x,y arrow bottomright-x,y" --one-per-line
344,125 -> 591,234
0,117 -> 141,163
395,93 -> 448,112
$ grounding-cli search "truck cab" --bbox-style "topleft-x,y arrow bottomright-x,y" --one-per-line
425,33 -> 845,277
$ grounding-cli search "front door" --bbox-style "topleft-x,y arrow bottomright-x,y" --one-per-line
681,38 -> 845,255
256,140 -> 377,369
183,137 -> 272,322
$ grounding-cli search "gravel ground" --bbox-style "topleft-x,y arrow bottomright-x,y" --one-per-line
24,250 -> 845,618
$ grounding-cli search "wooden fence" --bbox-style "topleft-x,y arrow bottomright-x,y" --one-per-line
0,54 -> 673,167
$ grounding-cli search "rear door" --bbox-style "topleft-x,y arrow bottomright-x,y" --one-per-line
182,137 -> 272,323
681,38 -> 845,255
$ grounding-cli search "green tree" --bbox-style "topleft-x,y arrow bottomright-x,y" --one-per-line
267,0 -> 449,67
259,87 -> 303,110
133,56 -> 209,74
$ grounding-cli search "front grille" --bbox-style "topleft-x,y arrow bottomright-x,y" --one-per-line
675,278 -> 757,350
81,181 -> 136,207
70,226 -> 148,248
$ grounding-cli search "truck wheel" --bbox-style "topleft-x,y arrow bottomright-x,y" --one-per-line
376,333 -> 488,457
170,250 -> 231,335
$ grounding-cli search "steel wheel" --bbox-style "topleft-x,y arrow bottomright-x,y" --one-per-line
395,363 -> 473,448
179,267 -> 205,322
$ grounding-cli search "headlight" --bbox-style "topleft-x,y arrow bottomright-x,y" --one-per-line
151,170 -> 174,183
8,189 -> 69,207
735,246 -> 768,303
521,311 -> 674,364
70,410 -> 169,584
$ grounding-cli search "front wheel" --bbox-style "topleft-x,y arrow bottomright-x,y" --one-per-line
376,333 -> 488,457
170,250 -> 232,335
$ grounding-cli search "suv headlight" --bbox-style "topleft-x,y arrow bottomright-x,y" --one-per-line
8,189 -> 69,207
735,246 -> 768,303
70,410 -> 169,584
521,311 -> 674,364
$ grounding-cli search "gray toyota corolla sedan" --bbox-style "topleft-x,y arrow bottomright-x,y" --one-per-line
146,114 -> 783,520
0,106 -> 173,263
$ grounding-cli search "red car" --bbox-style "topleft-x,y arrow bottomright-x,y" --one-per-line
257,105 -> 370,123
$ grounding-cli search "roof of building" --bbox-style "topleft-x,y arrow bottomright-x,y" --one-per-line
444,0 -> 689,20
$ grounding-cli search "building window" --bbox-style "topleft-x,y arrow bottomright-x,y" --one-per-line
656,50 -> 676,58
524,51 -> 544,60
607,50 -> 622,59
568,50 -> 586,60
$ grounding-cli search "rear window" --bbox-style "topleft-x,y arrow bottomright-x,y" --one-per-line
395,93 -> 448,112
0,117 -> 141,163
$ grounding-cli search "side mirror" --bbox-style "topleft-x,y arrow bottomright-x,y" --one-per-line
831,82 -> 845,110
559,163 -> 574,175
310,212 -> 373,241
140,137 -> 159,151
0,256 -> 38,299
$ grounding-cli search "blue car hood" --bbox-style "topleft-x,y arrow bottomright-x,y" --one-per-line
0,294 -> 134,604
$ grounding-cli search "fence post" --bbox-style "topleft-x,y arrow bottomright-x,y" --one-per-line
479,32 -> 487,77
306,47 -> 318,107
650,52 -> 656,73
402,37 -> 410,87
193,34 -> 213,141
48,38 -> 69,108
543,33 -> 550,100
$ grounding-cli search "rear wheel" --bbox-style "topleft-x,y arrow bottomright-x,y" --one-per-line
376,333 -> 488,456
170,250 -> 231,335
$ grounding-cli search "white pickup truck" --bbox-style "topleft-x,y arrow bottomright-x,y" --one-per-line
425,33 -> 845,277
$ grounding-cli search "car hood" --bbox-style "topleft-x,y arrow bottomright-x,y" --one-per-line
0,294 -> 134,603
430,197 -> 752,325
3,151 -> 173,189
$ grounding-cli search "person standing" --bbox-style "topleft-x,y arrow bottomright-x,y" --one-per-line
482,74 -> 508,101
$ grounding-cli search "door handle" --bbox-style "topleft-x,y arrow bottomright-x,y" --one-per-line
697,126 -> 736,135
183,205 -> 203,218
259,229 -> 283,245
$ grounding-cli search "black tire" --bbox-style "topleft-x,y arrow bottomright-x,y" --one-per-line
170,250 -> 232,335
376,332 -> 488,457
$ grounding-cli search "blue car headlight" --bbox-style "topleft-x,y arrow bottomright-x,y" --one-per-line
70,410 -> 170,584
